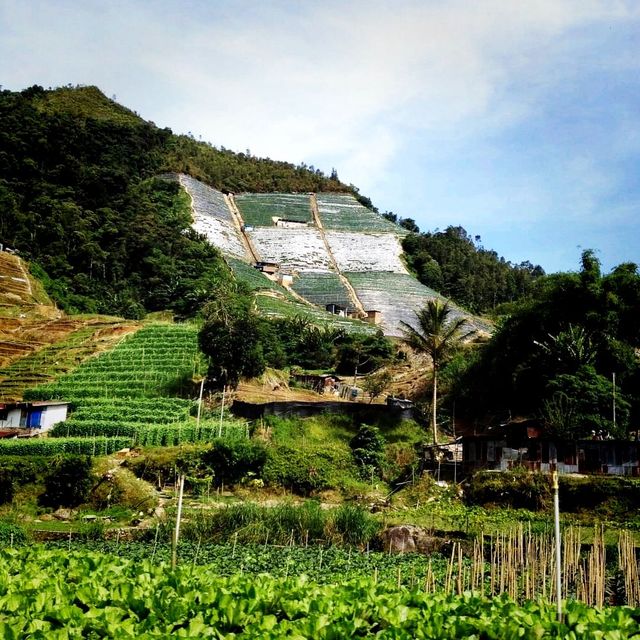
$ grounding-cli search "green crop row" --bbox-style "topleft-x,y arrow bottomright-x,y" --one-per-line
50,419 -> 248,445
291,271 -> 353,308
1,547 -> 639,639
0,437 -> 131,456
235,193 -> 312,226
316,193 -> 405,233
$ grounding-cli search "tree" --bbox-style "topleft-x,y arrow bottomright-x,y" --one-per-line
401,300 -> 473,443
198,288 -> 266,389
363,370 -> 393,403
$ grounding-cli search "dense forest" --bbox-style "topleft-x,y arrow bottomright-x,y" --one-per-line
397,223 -> 544,314
452,251 -> 640,438
0,85 -> 353,316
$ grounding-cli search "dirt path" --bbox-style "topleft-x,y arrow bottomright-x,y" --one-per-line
310,194 -> 366,316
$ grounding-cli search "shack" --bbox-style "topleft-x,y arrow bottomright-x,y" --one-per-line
254,261 -> 278,275
462,419 -> 640,476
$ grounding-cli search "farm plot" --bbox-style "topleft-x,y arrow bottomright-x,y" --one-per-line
248,228 -> 333,271
291,271 -> 354,309
3,548 -> 639,639
227,257 -> 292,297
346,272 -> 446,337
256,293 -> 375,335
317,193 -> 406,234
23,324 -> 247,449
325,231 -> 407,273
235,193 -> 312,226
178,174 -> 248,259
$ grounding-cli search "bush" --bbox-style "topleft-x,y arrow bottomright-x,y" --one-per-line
350,424 -> 385,478
40,456 -> 93,508
90,461 -> 158,511
262,446 -> 330,495
559,476 -> 640,517
327,504 -> 380,547
466,469 -> 551,510
200,440 -> 267,487
0,522 -> 28,545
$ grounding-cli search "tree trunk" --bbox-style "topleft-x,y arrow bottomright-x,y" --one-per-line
432,364 -> 438,445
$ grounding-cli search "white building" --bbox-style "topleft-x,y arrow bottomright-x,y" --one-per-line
0,401 -> 69,435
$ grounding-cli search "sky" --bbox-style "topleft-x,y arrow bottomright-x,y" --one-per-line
1,0 -> 639,273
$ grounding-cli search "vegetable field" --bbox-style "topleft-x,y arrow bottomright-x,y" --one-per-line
248,227 -> 333,271
255,293 -> 376,334
1,547 -> 639,639
316,193 -> 406,233
326,231 -> 407,273
235,193 -> 312,226
291,271 -> 353,309
178,174 -> 249,259
22,324 -> 248,451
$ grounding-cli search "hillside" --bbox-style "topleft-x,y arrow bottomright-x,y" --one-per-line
173,173 -> 488,337
0,252 -> 139,401
0,85 -> 359,319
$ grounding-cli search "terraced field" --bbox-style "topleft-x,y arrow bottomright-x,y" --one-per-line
316,193 -> 405,233
235,193 -> 312,226
226,257 -> 292,296
249,228 -> 333,271
345,272 -> 446,337
0,319 -> 136,401
291,272 -> 354,310
21,323 -> 247,452
177,174 -> 249,259
326,231 -> 407,273
255,293 -> 376,334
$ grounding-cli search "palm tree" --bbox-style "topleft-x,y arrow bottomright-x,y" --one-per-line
401,300 -> 473,444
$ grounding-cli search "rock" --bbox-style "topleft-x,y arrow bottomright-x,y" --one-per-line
52,508 -> 75,521
381,525 -> 450,555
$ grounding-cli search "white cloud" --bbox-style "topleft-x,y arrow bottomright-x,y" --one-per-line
1,0 -> 639,270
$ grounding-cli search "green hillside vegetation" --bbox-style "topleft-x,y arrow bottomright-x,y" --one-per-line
401,225 -> 545,314
454,251 -> 640,437
0,85 -> 362,318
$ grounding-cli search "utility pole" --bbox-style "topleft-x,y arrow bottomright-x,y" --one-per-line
612,372 -> 616,433
552,470 -> 562,622
171,474 -> 185,569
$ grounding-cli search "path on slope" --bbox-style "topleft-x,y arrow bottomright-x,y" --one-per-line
226,194 -> 262,264
310,194 -> 366,317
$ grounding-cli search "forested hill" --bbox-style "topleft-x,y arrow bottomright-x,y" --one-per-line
0,85 -> 353,316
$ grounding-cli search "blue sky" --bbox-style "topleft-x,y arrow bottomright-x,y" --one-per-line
1,0 -> 639,273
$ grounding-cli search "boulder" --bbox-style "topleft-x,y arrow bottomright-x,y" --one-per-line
381,525 -> 452,555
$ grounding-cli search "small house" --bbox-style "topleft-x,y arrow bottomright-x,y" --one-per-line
326,303 -> 346,316
254,261 -> 279,275
365,310 -> 382,325
0,401 -> 70,435
274,218 -> 309,229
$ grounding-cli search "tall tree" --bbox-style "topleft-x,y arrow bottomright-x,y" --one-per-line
401,300 -> 473,443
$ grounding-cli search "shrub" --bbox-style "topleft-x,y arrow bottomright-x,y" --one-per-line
0,522 -> 28,545
40,455 -> 93,508
90,460 -> 158,511
262,446 -> 330,495
350,424 -> 385,478
200,440 -> 267,487
327,504 -> 380,547
466,469 -> 551,510
559,475 -> 640,517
